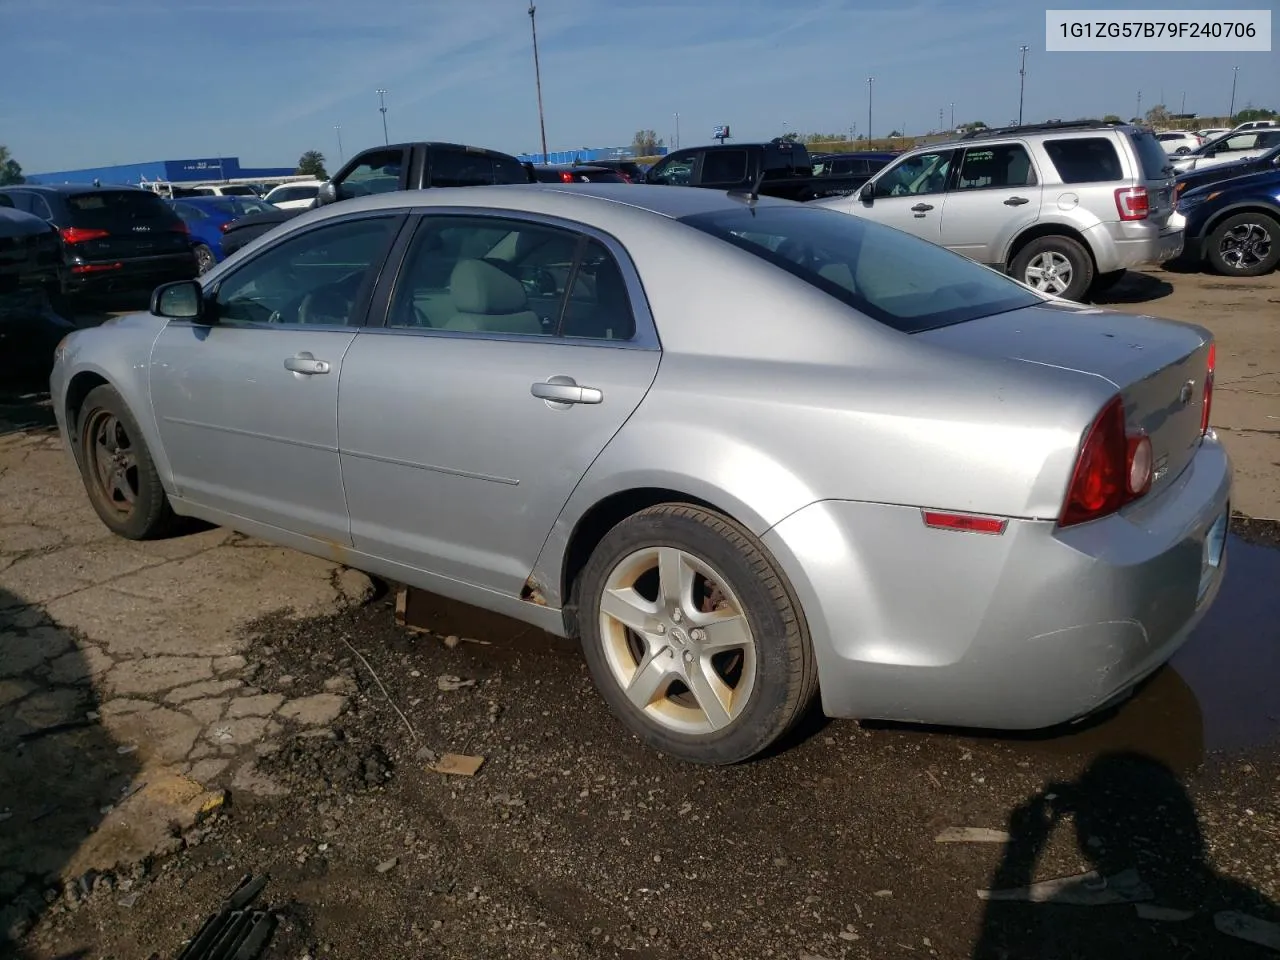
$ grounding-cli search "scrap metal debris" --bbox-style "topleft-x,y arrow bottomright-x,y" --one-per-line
176,873 -> 276,960
1214,910 -> 1280,951
437,675 -> 476,692
978,868 -> 1154,906
430,753 -> 486,777
935,827 -> 1011,843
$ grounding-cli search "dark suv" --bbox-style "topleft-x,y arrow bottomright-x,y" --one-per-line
0,183 -> 198,301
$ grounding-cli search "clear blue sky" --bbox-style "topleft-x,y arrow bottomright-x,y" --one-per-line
2,0 -> 1275,173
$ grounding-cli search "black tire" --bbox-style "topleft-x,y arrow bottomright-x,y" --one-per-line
193,243 -> 216,275
1205,212 -> 1280,277
1010,235 -> 1094,302
1088,269 -> 1127,295
575,503 -> 818,765
76,384 -> 179,540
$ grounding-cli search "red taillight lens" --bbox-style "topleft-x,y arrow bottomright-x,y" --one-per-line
1201,342 -> 1215,435
1060,395 -> 1153,527
59,226 -> 109,244
922,511 -> 1007,535
559,171 -> 575,182
220,221 -> 232,233
1114,186 -> 1150,221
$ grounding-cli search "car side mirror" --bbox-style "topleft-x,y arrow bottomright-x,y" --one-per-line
317,181 -> 339,205
858,181 -> 875,202
151,280 -> 208,323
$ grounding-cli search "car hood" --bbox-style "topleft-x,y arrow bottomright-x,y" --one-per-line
1180,167 -> 1280,199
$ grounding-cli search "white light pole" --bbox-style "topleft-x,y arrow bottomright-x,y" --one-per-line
866,77 -> 874,143
376,89 -> 389,145
334,125 -> 344,164
1017,44 -> 1029,125
1228,65 -> 1240,121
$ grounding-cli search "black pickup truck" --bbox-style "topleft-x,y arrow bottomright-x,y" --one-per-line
643,139 -> 871,201
221,141 -> 529,256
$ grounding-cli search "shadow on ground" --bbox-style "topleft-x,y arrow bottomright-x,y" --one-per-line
1091,270 -> 1175,305
0,585 -> 141,956
973,750 -> 1280,958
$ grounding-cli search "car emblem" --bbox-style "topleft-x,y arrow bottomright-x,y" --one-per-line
132,225 -> 151,232
1179,380 -> 1196,406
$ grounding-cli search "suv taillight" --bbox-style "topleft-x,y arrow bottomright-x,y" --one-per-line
59,226 -> 109,244
1201,342 -> 1215,435
1059,395 -> 1152,527
1114,186 -> 1150,221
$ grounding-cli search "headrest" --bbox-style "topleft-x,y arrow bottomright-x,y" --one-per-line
450,258 -> 529,314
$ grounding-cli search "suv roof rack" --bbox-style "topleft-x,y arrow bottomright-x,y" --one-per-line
959,119 -> 1124,140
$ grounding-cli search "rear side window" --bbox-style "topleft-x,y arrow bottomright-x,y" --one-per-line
492,155 -> 531,185
428,150 -> 514,188
1128,131 -> 1173,179
702,150 -> 748,184
1043,137 -> 1124,183
66,190 -> 176,227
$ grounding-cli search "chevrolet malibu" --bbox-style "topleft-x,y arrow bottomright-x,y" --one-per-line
49,184 -> 1231,764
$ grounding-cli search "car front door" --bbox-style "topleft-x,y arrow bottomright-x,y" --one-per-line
937,141 -> 1043,265
148,212 -> 405,542
337,212 -> 661,595
849,149 -> 956,242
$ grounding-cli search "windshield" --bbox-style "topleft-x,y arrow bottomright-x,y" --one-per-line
679,205 -> 1041,334
66,190 -> 176,228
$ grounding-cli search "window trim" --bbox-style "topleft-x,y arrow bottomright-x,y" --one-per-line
180,210 -> 412,333
362,207 -> 661,351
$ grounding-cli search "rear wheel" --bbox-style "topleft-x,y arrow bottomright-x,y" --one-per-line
76,385 -> 178,540
193,243 -> 216,275
1011,235 -> 1094,302
576,504 -> 818,765
1206,213 -> 1279,277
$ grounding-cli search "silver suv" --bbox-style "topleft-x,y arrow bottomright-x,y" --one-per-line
812,121 -> 1184,302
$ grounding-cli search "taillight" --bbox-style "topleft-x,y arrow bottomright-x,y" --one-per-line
922,511 -> 1007,535
220,221 -> 232,233
1201,342 -> 1215,435
559,171 -> 575,183
1114,186 -> 1149,221
59,226 -> 109,244
1059,395 -> 1152,527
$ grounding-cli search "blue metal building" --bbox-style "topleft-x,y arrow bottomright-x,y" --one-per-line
25,156 -> 297,185
515,145 -> 668,165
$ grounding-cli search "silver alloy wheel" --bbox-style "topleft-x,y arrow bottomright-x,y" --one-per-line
195,245 -> 215,274
598,545 -> 758,735
1023,251 -> 1073,295
1218,222 -> 1273,270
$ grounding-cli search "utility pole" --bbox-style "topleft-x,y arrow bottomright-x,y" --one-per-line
1228,65 -> 1239,122
938,107 -> 943,132
1136,89 -> 1142,120
376,89 -> 389,145
674,112 -> 680,150
950,101 -> 955,130
334,125 -> 344,164
1017,44 -> 1029,125
528,4 -> 549,164
1181,91 -> 1186,114
866,77 -> 874,143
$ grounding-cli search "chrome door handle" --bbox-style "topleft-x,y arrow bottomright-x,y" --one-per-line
284,353 -> 330,375
1003,196 -> 1030,206
910,202 -> 934,212
531,376 -> 603,405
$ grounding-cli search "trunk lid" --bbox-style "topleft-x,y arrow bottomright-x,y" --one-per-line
63,190 -> 189,261
919,302 -> 1212,497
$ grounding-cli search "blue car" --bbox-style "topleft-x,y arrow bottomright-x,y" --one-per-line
1177,168 -> 1280,277
167,195 -> 278,273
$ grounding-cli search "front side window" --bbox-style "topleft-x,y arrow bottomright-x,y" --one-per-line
872,151 -> 954,198
336,149 -> 404,198
680,205 -> 1041,334
955,144 -> 1037,190
648,151 -> 697,185
214,217 -> 398,326
387,216 -> 635,341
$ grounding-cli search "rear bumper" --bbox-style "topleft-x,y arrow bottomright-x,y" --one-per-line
762,434 -> 1232,730
1089,219 -> 1185,272
61,252 -> 198,296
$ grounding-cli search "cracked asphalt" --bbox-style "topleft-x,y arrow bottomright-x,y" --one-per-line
1,266 -> 1278,960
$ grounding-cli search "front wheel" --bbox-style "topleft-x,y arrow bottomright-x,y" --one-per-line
193,243 -> 216,275
576,504 -> 818,764
1206,213 -> 1280,277
1010,235 -> 1094,302
76,384 -> 179,540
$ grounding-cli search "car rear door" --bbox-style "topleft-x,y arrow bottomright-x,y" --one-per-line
937,141 -> 1043,265
337,211 -> 661,596
61,189 -> 190,263
149,212 -> 405,543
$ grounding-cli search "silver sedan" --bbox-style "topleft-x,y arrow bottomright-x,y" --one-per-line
49,184 -> 1231,764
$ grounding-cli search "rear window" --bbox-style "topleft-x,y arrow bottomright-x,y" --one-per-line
219,185 -> 258,196
66,190 -> 176,227
680,205 -> 1040,334
1128,131 -> 1174,180
1043,137 -> 1123,183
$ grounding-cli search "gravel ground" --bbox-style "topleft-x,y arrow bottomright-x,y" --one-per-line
14,523 -> 1280,960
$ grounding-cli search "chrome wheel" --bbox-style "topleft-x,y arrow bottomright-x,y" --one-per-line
1024,251 -> 1073,295
1218,222 -> 1272,271
194,244 -> 216,274
598,545 -> 757,735
85,410 -> 139,515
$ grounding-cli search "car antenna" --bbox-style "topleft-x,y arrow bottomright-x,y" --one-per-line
727,167 -> 767,213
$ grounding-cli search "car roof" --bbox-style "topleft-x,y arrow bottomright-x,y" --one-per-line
6,182 -> 146,194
